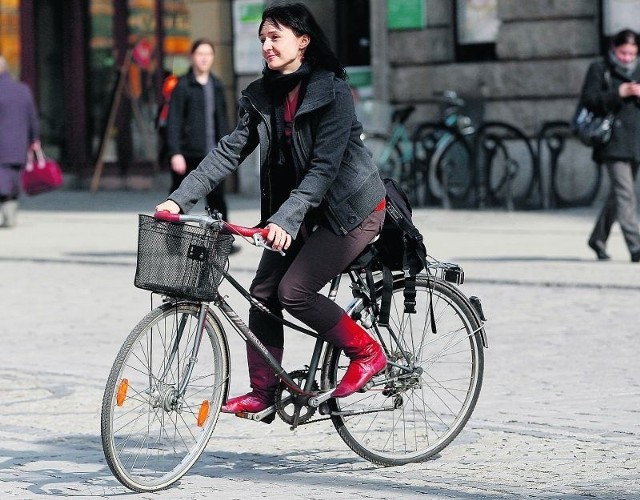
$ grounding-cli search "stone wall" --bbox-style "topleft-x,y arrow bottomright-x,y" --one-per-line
373,0 -> 610,206
385,0 -> 601,135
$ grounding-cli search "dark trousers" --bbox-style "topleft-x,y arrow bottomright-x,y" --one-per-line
248,208 -> 385,348
0,164 -> 21,200
170,156 -> 228,220
590,160 -> 640,255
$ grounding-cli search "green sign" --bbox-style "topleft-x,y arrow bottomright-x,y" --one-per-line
237,1 -> 264,23
387,0 -> 426,30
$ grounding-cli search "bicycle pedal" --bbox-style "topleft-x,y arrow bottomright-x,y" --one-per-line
235,405 -> 276,424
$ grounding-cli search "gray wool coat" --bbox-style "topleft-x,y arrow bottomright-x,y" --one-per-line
169,69 -> 385,238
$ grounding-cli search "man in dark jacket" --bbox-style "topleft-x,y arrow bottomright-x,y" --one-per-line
0,55 -> 40,228
166,39 -> 231,220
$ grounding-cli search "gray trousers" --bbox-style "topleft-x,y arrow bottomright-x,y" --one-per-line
248,208 -> 385,348
589,160 -> 640,255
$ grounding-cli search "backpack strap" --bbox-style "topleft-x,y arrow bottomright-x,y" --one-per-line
377,266 -> 394,326
403,272 -> 417,314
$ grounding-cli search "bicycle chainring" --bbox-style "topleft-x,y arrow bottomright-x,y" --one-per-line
274,370 -> 319,425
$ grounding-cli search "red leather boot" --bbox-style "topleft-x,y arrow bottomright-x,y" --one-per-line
323,314 -> 387,398
221,344 -> 283,416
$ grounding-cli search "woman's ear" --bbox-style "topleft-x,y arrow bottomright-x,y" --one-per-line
299,35 -> 310,50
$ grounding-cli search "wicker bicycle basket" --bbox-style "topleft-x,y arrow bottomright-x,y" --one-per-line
134,214 -> 234,301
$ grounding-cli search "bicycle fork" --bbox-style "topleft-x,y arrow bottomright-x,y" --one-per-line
142,303 -> 211,418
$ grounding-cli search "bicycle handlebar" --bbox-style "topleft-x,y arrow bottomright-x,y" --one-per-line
154,211 -> 281,253
432,90 -> 466,108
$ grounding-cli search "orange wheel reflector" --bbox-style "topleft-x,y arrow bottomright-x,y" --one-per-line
197,400 -> 210,427
116,378 -> 129,406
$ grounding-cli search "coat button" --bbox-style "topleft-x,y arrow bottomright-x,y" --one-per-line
348,215 -> 357,224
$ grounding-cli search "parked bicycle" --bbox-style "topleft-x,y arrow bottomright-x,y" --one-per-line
100,210 -> 488,492
411,90 -> 479,208
413,91 -> 539,210
357,100 -> 424,203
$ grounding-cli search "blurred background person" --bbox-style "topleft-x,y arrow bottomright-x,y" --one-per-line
582,29 -> 640,262
0,55 -> 40,228
165,38 -> 232,222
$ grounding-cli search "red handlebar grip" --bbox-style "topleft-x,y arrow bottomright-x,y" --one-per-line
154,211 -> 181,223
223,222 -> 269,238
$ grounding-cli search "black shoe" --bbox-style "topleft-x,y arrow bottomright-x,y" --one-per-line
631,251 -> 640,263
588,240 -> 610,261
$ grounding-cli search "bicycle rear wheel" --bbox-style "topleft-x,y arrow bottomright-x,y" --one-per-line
322,275 -> 484,466
428,134 -> 474,204
101,302 -> 229,492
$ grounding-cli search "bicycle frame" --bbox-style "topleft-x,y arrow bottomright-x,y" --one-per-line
179,265 -> 380,415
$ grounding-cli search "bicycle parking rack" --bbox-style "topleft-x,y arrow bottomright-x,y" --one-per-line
536,120 -> 603,209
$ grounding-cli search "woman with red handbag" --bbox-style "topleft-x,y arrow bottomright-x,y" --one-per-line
0,55 -> 41,228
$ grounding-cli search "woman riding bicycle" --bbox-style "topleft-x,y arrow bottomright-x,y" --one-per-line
155,2 -> 387,419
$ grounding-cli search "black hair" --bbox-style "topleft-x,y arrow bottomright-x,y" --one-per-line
611,29 -> 639,48
190,38 -> 215,54
259,2 -> 346,79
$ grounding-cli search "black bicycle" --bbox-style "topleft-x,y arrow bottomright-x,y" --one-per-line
100,211 -> 488,492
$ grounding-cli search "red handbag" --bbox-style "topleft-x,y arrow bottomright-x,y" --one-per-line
21,148 -> 63,196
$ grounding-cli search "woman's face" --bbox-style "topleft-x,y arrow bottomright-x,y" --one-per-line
259,20 -> 309,74
191,43 -> 215,74
613,42 -> 638,65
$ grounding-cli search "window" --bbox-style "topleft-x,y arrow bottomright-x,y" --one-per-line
602,0 -> 640,36
454,0 -> 500,62
601,0 -> 640,53
0,0 -> 20,74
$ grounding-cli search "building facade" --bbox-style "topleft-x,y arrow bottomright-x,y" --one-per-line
1,0 -> 638,195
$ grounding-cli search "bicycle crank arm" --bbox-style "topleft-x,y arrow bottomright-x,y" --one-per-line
235,404 -> 276,422
307,390 -> 335,407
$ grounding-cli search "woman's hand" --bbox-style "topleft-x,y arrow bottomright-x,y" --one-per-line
619,82 -> 640,98
265,222 -> 292,251
170,154 -> 187,175
155,199 -> 180,214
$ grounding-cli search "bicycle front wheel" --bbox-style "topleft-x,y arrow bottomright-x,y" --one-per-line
101,302 -> 229,492
322,276 -> 485,466
364,133 -> 404,181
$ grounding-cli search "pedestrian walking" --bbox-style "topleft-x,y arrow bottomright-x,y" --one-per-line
581,29 -> 640,261
0,55 -> 40,228
165,38 -> 232,222
156,2 -> 387,420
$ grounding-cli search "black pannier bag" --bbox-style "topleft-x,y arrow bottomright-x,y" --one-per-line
350,178 -> 430,325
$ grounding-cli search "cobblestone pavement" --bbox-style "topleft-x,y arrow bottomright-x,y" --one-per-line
0,190 -> 638,499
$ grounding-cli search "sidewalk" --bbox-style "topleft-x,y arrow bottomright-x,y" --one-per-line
1,188 -> 639,499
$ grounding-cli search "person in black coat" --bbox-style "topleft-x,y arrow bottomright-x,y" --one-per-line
165,38 -> 230,220
582,29 -> 640,262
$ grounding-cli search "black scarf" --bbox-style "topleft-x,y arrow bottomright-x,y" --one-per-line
263,63 -> 311,166
263,62 -> 311,104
